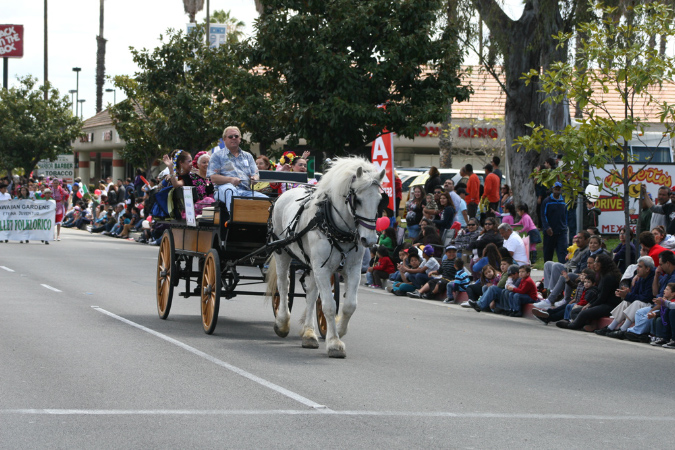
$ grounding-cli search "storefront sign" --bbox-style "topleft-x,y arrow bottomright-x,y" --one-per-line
0,25 -> 23,57
457,127 -> 498,139
593,164 -> 675,234
371,132 -> 396,212
36,155 -> 75,183
0,200 -> 55,242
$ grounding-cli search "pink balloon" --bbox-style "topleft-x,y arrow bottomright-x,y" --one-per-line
94,189 -> 101,195
376,217 -> 390,232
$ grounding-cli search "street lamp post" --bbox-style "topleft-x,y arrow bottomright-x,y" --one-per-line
72,67 -> 81,116
78,99 -> 86,120
69,89 -> 77,115
105,88 -> 116,105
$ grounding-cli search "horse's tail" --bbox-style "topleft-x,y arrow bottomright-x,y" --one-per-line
264,254 -> 278,300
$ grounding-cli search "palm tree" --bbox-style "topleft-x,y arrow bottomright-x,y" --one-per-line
254,0 -> 263,14
203,10 -> 246,43
183,0 -> 204,23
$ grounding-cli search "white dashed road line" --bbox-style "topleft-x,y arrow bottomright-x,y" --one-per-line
0,266 -> 15,272
40,284 -> 62,292
91,306 -> 329,411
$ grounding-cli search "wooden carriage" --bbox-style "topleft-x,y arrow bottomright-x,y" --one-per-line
155,171 -> 337,337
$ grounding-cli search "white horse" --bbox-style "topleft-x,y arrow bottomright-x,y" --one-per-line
267,157 -> 384,358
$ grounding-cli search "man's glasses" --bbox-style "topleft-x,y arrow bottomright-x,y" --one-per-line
227,134 -> 240,139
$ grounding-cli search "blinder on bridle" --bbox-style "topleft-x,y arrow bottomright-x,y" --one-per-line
345,179 -> 382,231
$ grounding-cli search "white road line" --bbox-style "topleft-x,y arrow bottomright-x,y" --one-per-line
0,266 -> 15,272
2,409 -> 675,421
91,307 -> 329,412
41,284 -> 62,292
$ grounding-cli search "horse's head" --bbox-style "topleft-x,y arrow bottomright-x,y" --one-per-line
348,166 -> 386,247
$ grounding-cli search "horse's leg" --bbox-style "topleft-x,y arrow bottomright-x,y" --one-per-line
274,254 -> 292,338
301,274 -> 319,349
315,266 -> 345,358
337,263 -> 360,338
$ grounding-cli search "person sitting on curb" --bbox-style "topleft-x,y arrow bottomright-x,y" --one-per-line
618,250 -> 675,342
595,256 -> 655,337
556,253 -> 621,331
406,245 -> 440,298
468,259 -> 513,313
389,253 -> 422,296
444,259 -> 472,304
537,231 -> 591,310
505,265 -> 537,317
407,245 -> 458,299
532,268 -> 597,325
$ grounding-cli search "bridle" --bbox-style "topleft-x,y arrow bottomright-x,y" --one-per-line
345,182 -> 379,232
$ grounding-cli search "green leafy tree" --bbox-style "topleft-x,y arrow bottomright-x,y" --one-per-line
515,1 -> 675,265
0,76 -> 82,177
251,0 -> 472,154
110,29 -> 227,170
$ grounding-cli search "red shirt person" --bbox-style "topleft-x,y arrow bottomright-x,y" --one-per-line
506,266 -> 538,316
482,163 -> 500,206
464,164 -> 481,219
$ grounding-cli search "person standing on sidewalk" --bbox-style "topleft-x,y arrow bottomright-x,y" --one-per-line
541,181 -> 568,262
482,163 -> 501,216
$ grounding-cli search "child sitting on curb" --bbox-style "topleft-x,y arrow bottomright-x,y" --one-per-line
389,254 -> 422,296
407,245 -> 458,299
366,246 -> 396,289
506,265 -> 537,317
444,258 -> 472,304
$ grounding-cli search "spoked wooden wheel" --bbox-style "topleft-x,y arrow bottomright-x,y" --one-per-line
156,230 -> 175,319
316,274 -> 340,339
201,249 -> 221,335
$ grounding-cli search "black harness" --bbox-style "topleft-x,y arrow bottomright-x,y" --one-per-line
268,184 -> 378,269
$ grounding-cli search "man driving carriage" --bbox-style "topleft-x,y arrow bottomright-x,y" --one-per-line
207,126 -> 268,208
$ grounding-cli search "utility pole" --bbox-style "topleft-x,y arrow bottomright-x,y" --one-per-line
44,0 -> 48,100
96,0 -> 107,113
205,0 -> 210,46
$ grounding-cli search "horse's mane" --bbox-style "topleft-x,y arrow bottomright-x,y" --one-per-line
314,157 -> 380,203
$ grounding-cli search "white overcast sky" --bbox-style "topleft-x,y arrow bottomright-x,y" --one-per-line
2,0 -> 524,120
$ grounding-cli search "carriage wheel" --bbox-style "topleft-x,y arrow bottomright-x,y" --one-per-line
201,249 -> 221,335
156,230 -> 175,320
316,274 -> 340,339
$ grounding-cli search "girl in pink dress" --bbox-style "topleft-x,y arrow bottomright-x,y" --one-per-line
513,203 -> 540,263
50,179 -> 70,241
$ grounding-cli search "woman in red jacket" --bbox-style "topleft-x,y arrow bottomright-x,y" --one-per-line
506,265 -> 537,317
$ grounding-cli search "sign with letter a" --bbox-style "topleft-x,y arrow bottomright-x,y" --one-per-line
371,133 -> 395,212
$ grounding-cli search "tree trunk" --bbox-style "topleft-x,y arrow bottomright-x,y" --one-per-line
476,0 -> 569,222
44,0 -> 48,101
439,104 -> 453,168
96,0 -> 106,113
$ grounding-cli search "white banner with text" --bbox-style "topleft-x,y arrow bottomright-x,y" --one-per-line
0,200 -> 55,241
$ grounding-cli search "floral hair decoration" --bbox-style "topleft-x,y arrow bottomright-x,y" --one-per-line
192,151 -> 208,169
278,151 -> 297,166
172,150 -> 184,168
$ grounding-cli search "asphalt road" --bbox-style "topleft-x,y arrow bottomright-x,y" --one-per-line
1,229 -> 674,449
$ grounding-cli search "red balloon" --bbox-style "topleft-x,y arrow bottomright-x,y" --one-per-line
376,217 -> 390,232
94,189 -> 101,195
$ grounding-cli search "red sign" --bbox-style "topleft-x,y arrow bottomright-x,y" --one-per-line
0,25 -> 24,58
458,127 -> 498,139
371,132 -> 396,212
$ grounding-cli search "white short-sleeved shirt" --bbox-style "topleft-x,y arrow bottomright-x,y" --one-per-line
456,199 -> 467,227
504,232 -> 529,266
421,256 -> 440,275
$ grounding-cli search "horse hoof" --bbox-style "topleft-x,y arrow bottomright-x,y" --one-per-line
327,347 -> 346,358
302,336 -> 319,349
274,323 -> 289,338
